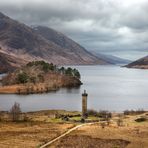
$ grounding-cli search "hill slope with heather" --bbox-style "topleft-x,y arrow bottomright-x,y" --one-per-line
0,12 -> 109,73
33,26 -> 105,64
125,55 -> 148,69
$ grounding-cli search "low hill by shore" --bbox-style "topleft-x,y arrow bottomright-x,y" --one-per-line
0,61 -> 82,94
125,55 -> 148,69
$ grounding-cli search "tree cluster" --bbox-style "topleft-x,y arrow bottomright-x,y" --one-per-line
59,67 -> 80,79
26,61 -> 56,72
87,109 -> 112,119
16,61 -> 81,84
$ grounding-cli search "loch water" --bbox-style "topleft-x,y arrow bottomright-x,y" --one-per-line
0,65 -> 148,112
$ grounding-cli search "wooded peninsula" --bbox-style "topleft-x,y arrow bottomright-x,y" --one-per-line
0,61 -> 82,94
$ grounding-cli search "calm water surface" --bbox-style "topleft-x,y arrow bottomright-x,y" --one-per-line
0,65 -> 148,112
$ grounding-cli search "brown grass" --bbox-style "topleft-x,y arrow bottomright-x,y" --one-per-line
0,111 -> 147,148
50,113 -> 148,148
0,110 -> 78,147
0,122 -> 74,148
0,85 -> 20,94
52,135 -> 130,148
0,83 -> 57,94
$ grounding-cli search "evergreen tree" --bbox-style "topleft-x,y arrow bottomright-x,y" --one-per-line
17,72 -> 29,84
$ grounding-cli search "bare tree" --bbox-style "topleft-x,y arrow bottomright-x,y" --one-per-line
10,102 -> 21,122
117,114 -> 123,126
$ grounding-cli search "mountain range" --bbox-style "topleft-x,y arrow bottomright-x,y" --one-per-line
0,12 -> 132,73
0,12 -> 107,73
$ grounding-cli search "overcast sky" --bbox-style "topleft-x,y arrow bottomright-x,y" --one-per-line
0,0 -> 148,60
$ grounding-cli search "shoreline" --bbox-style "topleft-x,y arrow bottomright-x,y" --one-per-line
0,81 -> 81,94
0,83 -> 59,94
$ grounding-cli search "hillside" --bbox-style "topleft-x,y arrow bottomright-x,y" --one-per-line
0,52 -> 16,74
0,49 -> 27,74
33,26 -> 105,65
125,55 -> 148,69
0,12 -> 109,74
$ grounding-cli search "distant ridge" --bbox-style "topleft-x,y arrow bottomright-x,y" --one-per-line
92,51 -> 131,65
0,12 -> 111,73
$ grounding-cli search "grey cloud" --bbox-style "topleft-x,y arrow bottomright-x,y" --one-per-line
118,3 -> 148,30
0,0 -> 148,60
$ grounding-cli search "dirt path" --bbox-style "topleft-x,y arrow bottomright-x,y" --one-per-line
40,122 -> 96,148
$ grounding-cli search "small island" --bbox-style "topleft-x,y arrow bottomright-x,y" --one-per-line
0,61 -> 82,94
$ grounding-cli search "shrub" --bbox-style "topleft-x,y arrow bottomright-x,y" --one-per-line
65,67 -> 73,76
135,117 -> 147,122
62,116 -> 69,121
98,110 -> 112,119
73,68 -> 81,79
23,114 -> 29,122
100,122 -> 106,129
17,72 -> 29,84
124,109 -> 145,115
42,63 -> 50,72
59,67 -> 65,74
30,76 -> 36,84
87,109 -> 100,117
87,109 -> 112,124
38,74 -> 44,82
81,118 -> 85,123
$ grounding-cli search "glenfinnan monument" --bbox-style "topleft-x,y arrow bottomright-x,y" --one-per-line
82,90 -> 88,119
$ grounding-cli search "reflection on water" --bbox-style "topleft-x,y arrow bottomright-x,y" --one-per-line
0,65 -> 148,112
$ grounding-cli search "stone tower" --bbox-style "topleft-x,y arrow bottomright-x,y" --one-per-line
82,90 -> 88,119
